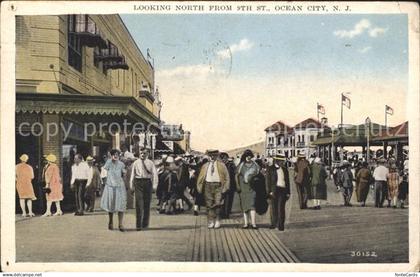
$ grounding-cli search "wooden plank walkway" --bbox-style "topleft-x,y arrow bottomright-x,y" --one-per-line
185,215 -> 299,262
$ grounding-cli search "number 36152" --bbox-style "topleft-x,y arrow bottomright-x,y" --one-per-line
350,251 -> 378,257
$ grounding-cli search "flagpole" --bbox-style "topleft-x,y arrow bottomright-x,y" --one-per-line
385,105 -> 387,128
317,102 -> 319,121
340,93 -> 343,129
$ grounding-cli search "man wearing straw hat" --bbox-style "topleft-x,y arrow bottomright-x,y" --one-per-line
197,150 -> 230,229
266,154 -> 290,231
85,156 -> 101,212
294,152 -> 310,209
70,154 -> 90,216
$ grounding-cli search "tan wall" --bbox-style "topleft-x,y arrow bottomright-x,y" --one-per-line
16,15 -> 158,116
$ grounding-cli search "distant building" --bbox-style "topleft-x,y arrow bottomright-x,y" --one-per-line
264,121 -> 294,157
264,118 -> 327,159
293,118 -> 327,158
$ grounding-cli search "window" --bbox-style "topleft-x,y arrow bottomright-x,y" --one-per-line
93,47 -> 107,75
68,15 -> 83,72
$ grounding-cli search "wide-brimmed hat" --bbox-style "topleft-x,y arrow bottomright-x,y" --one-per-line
297,152 -> 306,158
86,156 -> 95,162
45,154 -> 57,163
19,154 -> 29,162
166,156 -> 175,163
273,154 -> 286,161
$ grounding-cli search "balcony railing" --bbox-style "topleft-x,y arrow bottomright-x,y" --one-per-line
296,142 -> 306,148
69,15 -> 107,49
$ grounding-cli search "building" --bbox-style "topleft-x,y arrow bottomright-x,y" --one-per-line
15,14 -> 161,211
154,124 -> 191,156
264,118 -> 326,158
293,118 -> 327,158
264,121 -> 294,157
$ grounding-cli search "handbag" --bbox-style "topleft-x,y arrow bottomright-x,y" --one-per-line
42,187 -> 51,194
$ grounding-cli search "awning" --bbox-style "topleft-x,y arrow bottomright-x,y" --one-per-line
16,92 -> 159,125
154,140 -> 172,153
311,136 -> 339,146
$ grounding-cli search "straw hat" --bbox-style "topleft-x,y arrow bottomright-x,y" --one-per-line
86,156 -> 95,162
297,151 -> 306,158
19,154 -> 29,162
273,154 -> 286,161
45,154 -> 57,163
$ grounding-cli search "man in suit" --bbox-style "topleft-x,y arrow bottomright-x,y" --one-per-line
197,150 -> 230,229
294,153 -> 310,209
266,154 -> 291,231
220,152 -> 236,219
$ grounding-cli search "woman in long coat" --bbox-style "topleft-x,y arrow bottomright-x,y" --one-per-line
309,157 -> 327,209
235,149 -> 260,229
100,149 -> 127,232
356,162 -> 372,207
16,154 -> 36,217
43,154 -> 64,216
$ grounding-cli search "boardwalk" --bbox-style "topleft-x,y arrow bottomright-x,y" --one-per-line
15,173 -> 408,263
186,216 -> 298,262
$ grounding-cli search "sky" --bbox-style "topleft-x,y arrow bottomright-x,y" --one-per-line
121,14 -> 408,152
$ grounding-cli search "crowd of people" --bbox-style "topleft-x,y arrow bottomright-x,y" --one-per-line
15,147 -> 409,232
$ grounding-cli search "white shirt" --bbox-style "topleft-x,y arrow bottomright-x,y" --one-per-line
130,158 -> 158,189
71,162 -> 90,185
373,165 -> 389,181
100,167 -> 107,178
205,161 -> 221,182
276,166 -> 286,188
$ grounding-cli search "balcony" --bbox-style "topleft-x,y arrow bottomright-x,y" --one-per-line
296,142 -> 306,148
69,15 -> 107,49
94,41 -> 123,63
103,55 -> 129,70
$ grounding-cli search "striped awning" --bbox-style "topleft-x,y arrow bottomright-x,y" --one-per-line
16,92 -> 159,125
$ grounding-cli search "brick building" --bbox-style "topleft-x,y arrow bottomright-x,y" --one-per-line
15,15 -> 161,212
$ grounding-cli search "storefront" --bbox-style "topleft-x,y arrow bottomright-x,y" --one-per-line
16,92 -> 160,212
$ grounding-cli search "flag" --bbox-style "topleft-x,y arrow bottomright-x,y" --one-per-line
386,105 -> 394,115
317,103 -> 325,115
342,94 -> 351,109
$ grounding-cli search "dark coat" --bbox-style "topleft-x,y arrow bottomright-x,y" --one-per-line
294,158 -> 310,186
266,165 -> 291,195
225,161 -> 237,192
157,169 -> 178,201
250,172 -> 268,215
309,163 -> 327,200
